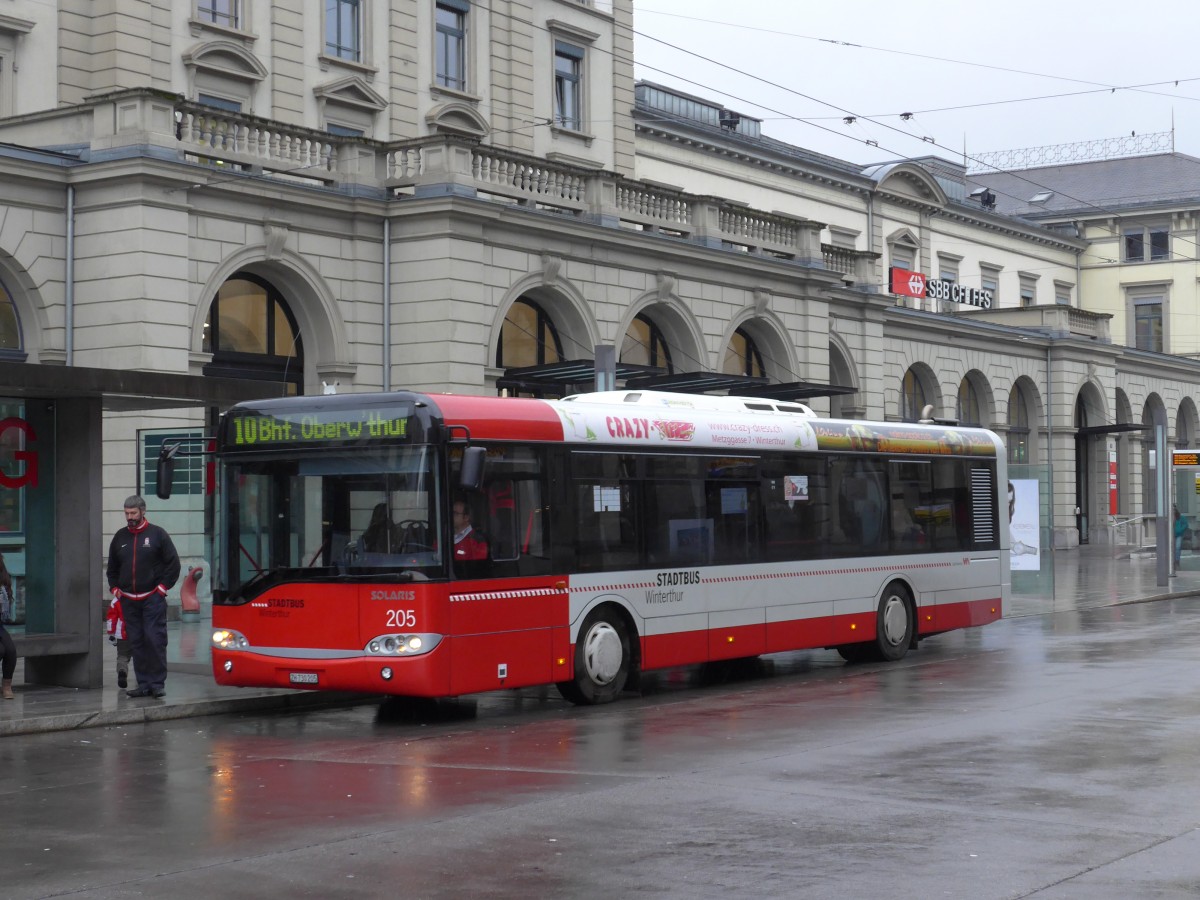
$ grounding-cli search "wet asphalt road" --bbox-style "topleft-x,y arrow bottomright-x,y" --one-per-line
5,599 -> 1200,899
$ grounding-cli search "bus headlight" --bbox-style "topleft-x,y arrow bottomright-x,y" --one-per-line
212,629 -> 250,651
364,633 -> 441,657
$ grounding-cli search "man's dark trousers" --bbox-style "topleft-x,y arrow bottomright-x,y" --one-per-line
121,594 -> 168,692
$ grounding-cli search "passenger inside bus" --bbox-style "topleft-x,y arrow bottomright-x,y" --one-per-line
360,502 -> 401,554
838,466 -> 885,550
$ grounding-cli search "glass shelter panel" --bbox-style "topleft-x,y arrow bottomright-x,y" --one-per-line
0,398 -> 55,632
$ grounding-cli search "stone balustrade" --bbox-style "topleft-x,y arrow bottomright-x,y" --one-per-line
383,131 -> 831,266
957,304 -> 1112,342
0,88 -> 856,280
176,102 -> 347,183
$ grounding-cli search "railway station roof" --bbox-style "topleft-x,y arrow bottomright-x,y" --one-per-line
0,360 -> 283,411
498,360 -> 855,401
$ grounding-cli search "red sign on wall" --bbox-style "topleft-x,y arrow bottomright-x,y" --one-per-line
889,266 -> 926,298
0,417 -> 38,489
1109,447 -> 1118,515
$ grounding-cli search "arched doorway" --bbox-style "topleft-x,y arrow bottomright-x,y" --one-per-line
1007,382 -> 1032,465
1140,395 -> 1168,527
900,364 -> 938,421
1074,383 -> 1111,545
0,275 -> 20,355
955,374 -> 984,427
620,312 -> 672,372
496,297 -> 564,369
203,273 -> 304,394
721,326 -> 764,378
1075,396 -> 1090,543
828,339 -> 858,418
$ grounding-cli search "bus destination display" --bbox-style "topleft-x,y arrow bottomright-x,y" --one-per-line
228,408 -> 412,447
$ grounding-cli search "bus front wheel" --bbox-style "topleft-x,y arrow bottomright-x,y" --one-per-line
557,606 -> 631,705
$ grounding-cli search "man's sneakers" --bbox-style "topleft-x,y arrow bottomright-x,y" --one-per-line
117,671 -> 128,689
126,684 -> 166,698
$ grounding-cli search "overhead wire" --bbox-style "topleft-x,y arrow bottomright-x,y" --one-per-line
463,4 -> 1200,266
625,27 -> 1200,264
633,8 -> 1200,105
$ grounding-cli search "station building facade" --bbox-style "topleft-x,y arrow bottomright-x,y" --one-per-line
0,0 -> 1198,682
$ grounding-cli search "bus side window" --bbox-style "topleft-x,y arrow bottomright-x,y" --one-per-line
486,481 -> 519,562
832,458 -> 887,556
575,481 -> 639,572
760,456 -> 826,562
462,444 -> 552,576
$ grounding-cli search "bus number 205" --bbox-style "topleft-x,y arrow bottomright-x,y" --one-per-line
386,609 -> 417,629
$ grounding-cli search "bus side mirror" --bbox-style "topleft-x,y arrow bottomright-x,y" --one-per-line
156,443 -> 179,500
459,446 -> 486,491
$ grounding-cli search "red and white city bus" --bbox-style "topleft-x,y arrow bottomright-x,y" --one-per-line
199,390 -> 1008,704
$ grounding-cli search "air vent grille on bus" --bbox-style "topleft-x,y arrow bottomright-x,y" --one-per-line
567,390 -> 814,416
971,469 -> 996,544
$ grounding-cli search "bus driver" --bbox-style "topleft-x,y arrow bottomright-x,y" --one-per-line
452,498 -> 488,561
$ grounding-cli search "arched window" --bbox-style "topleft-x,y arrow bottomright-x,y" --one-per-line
496,298 -> 563,369
203,274 -> 303,393
620,313 -> 672,372
957,377 -> 981,426
0,276 -> 21,354
1007,383 -> 1030,465
722,327 -> 764,377
901,368 -> 926,421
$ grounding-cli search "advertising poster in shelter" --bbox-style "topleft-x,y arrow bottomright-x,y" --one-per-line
1008,479 -> 1041,571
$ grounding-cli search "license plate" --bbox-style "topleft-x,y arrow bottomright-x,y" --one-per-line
289,672 -> 319,685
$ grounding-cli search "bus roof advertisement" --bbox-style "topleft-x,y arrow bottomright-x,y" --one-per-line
812,422 -> 997,457
555,407 -> 820,452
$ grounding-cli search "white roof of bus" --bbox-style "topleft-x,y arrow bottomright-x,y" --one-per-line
559,390 -> 816,417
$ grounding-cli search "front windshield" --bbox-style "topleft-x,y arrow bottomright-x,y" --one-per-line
216,445 -> 444,601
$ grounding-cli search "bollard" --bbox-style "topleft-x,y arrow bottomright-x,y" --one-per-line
181,565 -> 204,622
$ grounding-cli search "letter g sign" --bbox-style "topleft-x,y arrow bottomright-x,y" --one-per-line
0,417 -> 38,489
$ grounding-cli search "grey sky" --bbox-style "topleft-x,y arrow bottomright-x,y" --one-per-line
632,0 -> 1200,170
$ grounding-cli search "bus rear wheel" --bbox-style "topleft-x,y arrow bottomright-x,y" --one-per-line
556,606 -> 631,705
836,582 -> 914,664
875,582 -> 914,662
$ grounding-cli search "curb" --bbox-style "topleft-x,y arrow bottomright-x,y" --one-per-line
0,691 -> 377,737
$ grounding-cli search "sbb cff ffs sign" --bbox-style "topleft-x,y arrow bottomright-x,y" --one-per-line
889,267 -> 994,309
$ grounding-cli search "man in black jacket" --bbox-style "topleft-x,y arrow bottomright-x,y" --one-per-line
107,495 -> 181,698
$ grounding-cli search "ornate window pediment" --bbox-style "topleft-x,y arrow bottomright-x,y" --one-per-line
314,75 -> 386,137
183,40 -> 268,84
183,40 -> 267,111
862,162 -> 947,207
0,14 -> 35,37
314,75 -> 387,113
426,100 -> 489,138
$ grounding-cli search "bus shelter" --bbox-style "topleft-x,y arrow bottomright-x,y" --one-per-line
0,360 -> 278,688
1172,449 -> 1200,571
